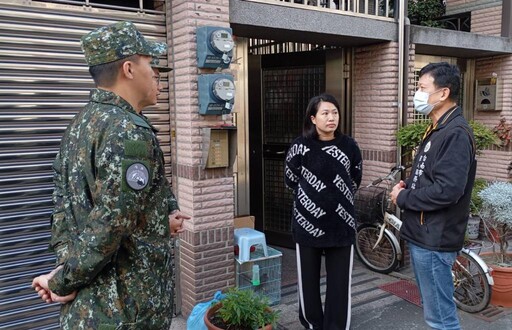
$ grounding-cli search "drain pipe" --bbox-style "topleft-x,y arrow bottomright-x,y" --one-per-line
397,0 -> 410,265
402,17 -> 410,136
397,0 -> 409,166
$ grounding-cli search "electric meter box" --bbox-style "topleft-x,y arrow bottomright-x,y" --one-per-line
198,74 -> 235,115
196,26 -> 234,69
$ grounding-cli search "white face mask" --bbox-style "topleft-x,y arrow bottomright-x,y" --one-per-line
413,89 -> 442,115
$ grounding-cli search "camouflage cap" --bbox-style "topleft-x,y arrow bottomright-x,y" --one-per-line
81,21 -> 167,67
150,57 -> 172,72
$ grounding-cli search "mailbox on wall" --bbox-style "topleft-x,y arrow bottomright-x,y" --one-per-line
475,78 -> 498,111
198,73 -> 235,115
196,26 -> 234,69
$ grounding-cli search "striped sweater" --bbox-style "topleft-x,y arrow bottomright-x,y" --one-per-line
285,134 -> 362,247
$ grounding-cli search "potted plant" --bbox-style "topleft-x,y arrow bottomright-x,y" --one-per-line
478,181 -> 512,307
204,287 -> 280,330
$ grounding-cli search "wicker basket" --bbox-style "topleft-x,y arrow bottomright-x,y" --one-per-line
354,186 -> 386,224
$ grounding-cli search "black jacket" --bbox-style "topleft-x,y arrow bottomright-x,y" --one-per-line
397,106 -> 476,252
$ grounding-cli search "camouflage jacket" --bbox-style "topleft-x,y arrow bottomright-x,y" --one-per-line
48,89 -> 178,330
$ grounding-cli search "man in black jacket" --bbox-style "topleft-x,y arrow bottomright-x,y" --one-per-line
390,62 -> 476,330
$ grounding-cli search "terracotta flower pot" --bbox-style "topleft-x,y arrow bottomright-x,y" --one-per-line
480,252 -> 512,307
204,302 -> 273,330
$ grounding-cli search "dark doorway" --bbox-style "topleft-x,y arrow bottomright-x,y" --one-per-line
249,51 -> 326,248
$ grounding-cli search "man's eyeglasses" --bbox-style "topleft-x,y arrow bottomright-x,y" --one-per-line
152,75 -> 161,84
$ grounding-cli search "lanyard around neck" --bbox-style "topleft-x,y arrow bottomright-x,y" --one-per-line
422,106 -> 458,142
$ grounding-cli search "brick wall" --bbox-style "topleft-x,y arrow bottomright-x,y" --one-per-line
476,146 -> 512,181
446,0 -> 501,15
167,0 -> 235,317
353,42 -> 402,185
471,5 -> 502,36
446,0 -> 470,7
446,0 -> 481,10
473,55 -> 512,182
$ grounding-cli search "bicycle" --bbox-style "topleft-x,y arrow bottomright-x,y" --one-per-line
354,165 -> 494,313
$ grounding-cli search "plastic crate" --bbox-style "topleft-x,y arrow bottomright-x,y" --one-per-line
235,246 -> 282,306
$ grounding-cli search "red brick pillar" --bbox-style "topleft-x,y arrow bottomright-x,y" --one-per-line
167,0 -> 235,316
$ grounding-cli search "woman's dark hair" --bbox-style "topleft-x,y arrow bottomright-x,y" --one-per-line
303,93 -> 342,139
89,54 -> 139,87
419,62 -> 461,101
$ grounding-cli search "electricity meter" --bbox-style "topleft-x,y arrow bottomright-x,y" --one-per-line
196,26 -> 234,69
198,74 -> 235,115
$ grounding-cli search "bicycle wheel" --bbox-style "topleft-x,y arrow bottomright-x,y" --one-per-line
452,251 -> 491,313
355,223 -> 399,274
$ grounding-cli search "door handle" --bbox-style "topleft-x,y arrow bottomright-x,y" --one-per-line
264,149 -> 286,155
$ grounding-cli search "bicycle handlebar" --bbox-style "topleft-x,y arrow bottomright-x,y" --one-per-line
368,165 -> 408,187
391,165 -> 406,172
389,165 -> 406,179
371,177 -> 384,186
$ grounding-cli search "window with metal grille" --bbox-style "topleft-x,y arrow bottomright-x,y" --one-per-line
412,65 -> 465,123
263,67 -> 325,144
412,68 -> 428,122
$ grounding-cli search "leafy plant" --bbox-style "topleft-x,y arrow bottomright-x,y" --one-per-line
492,117 -> 511,147
396,120 -> 430,152
470,120 -> 500,152
470,178 -> 487,216
408,0 -> 446,27
478,181 -> 512,266
397,120 -> 498,155
210,288 -> 279,329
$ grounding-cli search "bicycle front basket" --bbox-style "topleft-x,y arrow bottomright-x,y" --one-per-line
354,186 -> 386,224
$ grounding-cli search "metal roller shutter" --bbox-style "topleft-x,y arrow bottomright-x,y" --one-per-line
0,2 -> 170,329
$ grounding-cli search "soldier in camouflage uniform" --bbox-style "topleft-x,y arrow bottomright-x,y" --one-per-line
32,21 -> 189,329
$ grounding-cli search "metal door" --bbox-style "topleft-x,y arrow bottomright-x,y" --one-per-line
0,1 -> 169,329
249,52 -> 326,248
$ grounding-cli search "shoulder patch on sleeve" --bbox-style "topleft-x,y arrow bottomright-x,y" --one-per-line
124,162 -> 149,190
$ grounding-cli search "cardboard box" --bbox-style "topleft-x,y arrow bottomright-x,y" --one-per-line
234,215 -> 255,229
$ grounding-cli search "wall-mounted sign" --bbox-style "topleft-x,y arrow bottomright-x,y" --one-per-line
475,78 -> 498,111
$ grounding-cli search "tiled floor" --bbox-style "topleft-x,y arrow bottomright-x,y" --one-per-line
276,249 -> 416,329
171,243 -> 512,330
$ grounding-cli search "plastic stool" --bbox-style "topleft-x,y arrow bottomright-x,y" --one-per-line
234,228 -> 268,262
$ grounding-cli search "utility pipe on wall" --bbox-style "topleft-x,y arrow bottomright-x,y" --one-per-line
397,0 -> 408,166
403,17 -> 410,130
